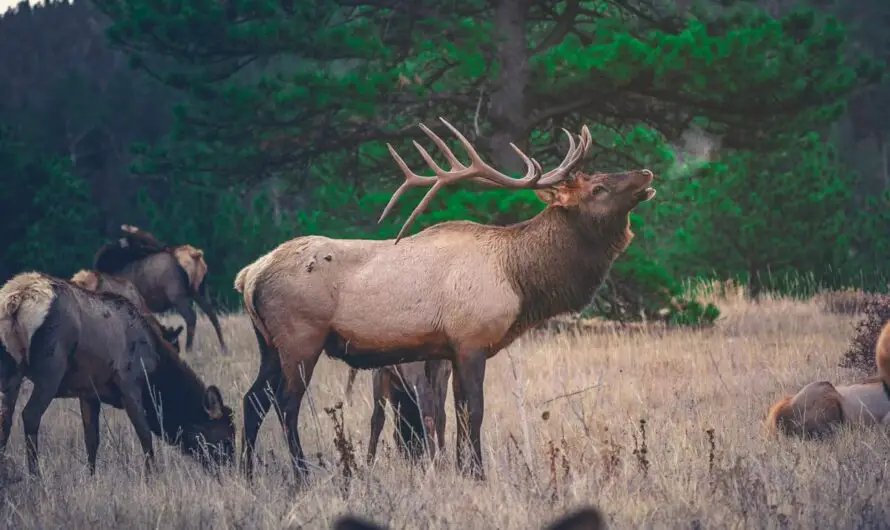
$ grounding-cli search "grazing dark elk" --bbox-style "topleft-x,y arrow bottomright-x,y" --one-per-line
0,272 -> 236,476
93,225 -> 227,353
334,505 -> 605,530
361,360 -> 451,465
235,117 -> 656,482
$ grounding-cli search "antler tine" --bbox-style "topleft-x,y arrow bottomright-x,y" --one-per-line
417,123 -> 467,172
536,125 -> 592,187
393,180 -> 446,244
416,122 -> 540,188
437,118 -> 542,187
382,120 -> 593,244
378,143 -> 437,223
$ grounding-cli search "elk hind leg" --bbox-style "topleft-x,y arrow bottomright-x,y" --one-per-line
241,325 -> 284,478
20,337 -> 69,476
173,297 -> 198,351
79,397 -> 102,474
451,350 -> 487,480
276,326 -> 326,485
0,354 -> 22,454
345,368 -> 359,405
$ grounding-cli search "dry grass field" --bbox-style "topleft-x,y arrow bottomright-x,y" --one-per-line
1,286 -> 889,529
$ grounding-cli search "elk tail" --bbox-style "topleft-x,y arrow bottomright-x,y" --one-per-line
0,272 -> 56,364
234,261 -> 272,347
876,319 -> 890,400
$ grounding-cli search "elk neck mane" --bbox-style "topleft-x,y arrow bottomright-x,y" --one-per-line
492,205 -> 633,330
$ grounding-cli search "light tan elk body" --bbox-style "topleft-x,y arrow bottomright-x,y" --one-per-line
765,319 -> 890,438
235,118 -> 656,482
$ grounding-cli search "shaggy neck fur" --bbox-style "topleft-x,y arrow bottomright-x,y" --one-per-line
499,206 -> 632,331
141,347 -> 210,443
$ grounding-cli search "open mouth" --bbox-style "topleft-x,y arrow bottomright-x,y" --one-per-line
635,187 -> 656,202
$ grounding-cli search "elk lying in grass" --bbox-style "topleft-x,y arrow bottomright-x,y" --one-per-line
361,360 -> 451,465
0,272 -> 236,476
765,319 -> 890,438
334,505 -> 605,530
235,117 -> 656,482
94,225 -> 226,352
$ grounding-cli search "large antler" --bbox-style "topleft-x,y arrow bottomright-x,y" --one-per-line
379,117 -> 592,243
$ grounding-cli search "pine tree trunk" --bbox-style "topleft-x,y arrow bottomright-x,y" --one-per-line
487,0 -> 531,174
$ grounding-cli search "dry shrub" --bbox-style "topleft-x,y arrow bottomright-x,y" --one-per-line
815,288 -> 878,316
839,293 -> 890,374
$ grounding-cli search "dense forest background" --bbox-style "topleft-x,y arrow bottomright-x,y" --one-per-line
1,0 -> 888,324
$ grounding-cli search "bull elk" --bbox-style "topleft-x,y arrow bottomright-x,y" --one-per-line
235,117 -> 656,482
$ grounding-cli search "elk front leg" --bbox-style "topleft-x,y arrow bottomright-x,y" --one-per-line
118,381 -> 156,474
0,354 -> 22,454
79,397 -> 101,474
451,350 -> 486,480
191,288 -> 227,353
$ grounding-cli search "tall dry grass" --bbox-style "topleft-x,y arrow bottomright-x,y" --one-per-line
1,288 -> 888,529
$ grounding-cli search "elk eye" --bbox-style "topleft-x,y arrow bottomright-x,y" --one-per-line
591,185 -> 607,195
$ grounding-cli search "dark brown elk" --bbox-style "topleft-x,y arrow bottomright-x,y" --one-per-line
93,225 -> 227,353
234,118 -> 656,482
0,272 -> 236,476
333,505 -> 605,530
360,360 -> 451,465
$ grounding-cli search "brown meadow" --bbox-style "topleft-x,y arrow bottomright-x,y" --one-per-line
0,287 -> 888,529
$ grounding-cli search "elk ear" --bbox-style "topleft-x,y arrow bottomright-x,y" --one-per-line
535,184 -> 581,207
203,386 -> 225,420
333,516 -> 389,530
545,507 -> 605,530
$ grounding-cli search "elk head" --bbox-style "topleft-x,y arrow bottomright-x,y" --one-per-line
379,117 -> 656,243
181,386 -> 237,469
